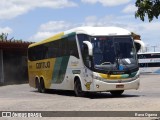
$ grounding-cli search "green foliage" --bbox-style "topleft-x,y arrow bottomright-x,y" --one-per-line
0,33 -> 14,41
0,33 -> 8,41
0,33 -> 19,41
135,0 -> 160,22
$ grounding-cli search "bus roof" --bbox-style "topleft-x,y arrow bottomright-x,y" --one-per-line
29,26 -> 131,48
65,26 -> 131,36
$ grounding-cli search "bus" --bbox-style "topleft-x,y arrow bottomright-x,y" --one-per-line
138,52 -> 160,73
28,26 -> 144,96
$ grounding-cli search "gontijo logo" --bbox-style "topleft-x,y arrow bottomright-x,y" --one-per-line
36,61 -> 50,69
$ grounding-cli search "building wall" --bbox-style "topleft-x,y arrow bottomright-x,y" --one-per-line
0,50 -> 4,84
0,41 -> 31,85
3,51 -> 28,84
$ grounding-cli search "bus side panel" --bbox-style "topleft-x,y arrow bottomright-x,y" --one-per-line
50,56 -> 94,91
52,57 -> 63,83
28,58 -> 56,88
50,56 -> 82,90
52,56 -> 70,84
28,61 -> 36,88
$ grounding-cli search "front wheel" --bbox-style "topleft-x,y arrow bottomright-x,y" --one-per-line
110,90 -> 124,96
74,80 -> 84,97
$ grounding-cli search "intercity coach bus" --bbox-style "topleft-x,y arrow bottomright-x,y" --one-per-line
138,52 -> 160,73
28,27 -> 144,96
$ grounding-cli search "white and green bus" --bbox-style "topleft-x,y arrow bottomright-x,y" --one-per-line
28,26 -> 144,96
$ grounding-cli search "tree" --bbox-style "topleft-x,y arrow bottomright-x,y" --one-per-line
0,33 -> 14,41
135,0 -> 160,22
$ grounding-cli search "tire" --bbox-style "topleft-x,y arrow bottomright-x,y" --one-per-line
74,79 -> 84,97
40,78 -> 46,93
35,78 -> 41,93
110,90 -> 124,96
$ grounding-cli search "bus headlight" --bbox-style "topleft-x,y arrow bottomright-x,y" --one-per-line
92,74 -> 102,81
131,74 -> 140,81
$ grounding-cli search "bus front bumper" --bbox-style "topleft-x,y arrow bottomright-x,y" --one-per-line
93,78 -> 140,92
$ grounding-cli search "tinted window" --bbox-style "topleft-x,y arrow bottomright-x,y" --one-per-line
28,35 -> 79,61
68,35 -> 79,58
28,45 -> 48,61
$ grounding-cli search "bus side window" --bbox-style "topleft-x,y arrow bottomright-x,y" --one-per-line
68,35 -> 79,58
34,46 -> 42,60
59,38 -> 69,57
28,48 -> 35,61
66,38 -> 70,56
45,43 -> 53,58
62,38 -> 69,56
42,45 -> 48,59
48,41 -> 59,58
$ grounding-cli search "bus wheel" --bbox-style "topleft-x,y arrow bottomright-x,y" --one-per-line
74,79 -> 84,97
35,78 -> 41,93
39,78 -> 46,93
110,90 -> 124,96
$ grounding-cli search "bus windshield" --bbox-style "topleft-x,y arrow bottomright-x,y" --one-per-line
78,34 -> 138,72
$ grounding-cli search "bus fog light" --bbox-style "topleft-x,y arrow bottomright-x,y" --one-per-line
96,85 -> 99,88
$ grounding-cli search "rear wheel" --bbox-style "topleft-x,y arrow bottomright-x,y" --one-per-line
39,78 -> 46,93
110,90 -> 124,96
35,78 -> 41,93
36,78 -> 46,93
74,79 -> 84,97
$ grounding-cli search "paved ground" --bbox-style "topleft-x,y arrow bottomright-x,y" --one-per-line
0,74 -> 160,120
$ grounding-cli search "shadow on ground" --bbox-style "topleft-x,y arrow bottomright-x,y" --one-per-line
32,89 -> 140,99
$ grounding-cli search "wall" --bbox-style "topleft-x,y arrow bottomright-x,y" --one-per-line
2,51 -> 28,84
0,50 -> 4,84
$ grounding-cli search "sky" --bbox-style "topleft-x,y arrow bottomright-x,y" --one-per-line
0,0 -> 160,52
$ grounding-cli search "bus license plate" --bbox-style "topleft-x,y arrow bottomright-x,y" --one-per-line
116,84 -> 124,88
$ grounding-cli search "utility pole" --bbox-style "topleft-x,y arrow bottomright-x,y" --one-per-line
145,46 -> 149,52
151,46 -> 157,52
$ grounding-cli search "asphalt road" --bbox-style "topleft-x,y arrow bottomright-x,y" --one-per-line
0,74 -> 160,120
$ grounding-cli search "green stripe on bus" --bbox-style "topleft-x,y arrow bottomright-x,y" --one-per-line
121,74 -> 129,78
56,56 -> 70,83
52,57 -> 63,83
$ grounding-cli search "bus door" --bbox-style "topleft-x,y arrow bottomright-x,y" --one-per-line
82,44 -> 93,91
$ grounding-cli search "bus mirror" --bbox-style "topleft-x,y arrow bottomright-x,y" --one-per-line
134,40 -> 145,52
83,41 -> 93,56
